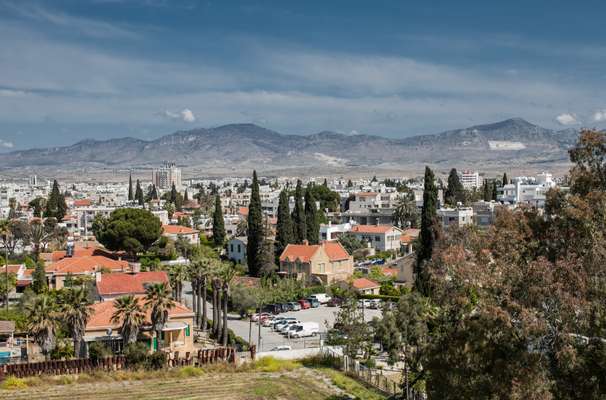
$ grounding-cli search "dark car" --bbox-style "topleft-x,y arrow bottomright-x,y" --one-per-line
307,298 -> 320,308
282,303 -> 294,312
327,297 -> 343,307
263,304 -> 282,314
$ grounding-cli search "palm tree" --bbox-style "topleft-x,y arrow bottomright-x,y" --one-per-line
168,264 -> 187,302
25,294 -> 58,360
28,220 -> 52,259
111,295 -> 145,348
212,276 -> 221,338
61,287 -> 93,358
144,283 -> 173,352
219,263 -> 236,346
393,191 -> 420,229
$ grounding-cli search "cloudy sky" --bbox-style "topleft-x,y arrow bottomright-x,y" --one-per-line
1,0 -> 606,150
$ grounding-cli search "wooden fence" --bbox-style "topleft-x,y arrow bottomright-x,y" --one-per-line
0,347 -> 238,381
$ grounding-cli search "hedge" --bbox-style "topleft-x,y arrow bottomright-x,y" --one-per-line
358,293 -> 400,301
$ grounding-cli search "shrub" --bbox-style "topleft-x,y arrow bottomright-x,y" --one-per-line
124,342 -> 149,369
178,366 -> 204,377
146,351 -> 166,370
50,340 -> 74,360
1,376 -> 27,390
88,342 -> 112,362
252,356 -> 300,372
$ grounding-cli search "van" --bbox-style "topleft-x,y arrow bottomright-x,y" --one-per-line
289,322 -> 320,338
309,293 -> 332,304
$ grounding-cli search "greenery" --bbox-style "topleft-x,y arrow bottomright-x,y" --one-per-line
416,166 -> 438,292
93,208 -> 162,257
338,233 -> 364,254
246,170 -> 264,277
212,194 -> 226,247
274,189 -> 293,263
444,168 -> 465,206
88,342 -> 112,362
304,184 -> 320,244
292,179 -> 306,244
44,180 -> 68,221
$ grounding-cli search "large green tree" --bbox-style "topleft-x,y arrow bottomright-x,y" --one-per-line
444,168 -> 465,206
111,295 -> 145,347
135,180 -> 144,206
246,171 -> 264,276
292,180 -> 306,244
92,208 -> 162,257
61,287 -> 93,358
212,195 -> 226,247
393,190 -> 420,229
304,184 -> 320,244
274,189 -> 293,263
416,166 -> 438,291
45,180 -> 67,221
128,173 -> 133,201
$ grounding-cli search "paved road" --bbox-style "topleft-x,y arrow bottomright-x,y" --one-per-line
182,282 -> 381,351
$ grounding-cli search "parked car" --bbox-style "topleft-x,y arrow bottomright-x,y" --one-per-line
307,298 -> 320,308
298,299 -> 311,309
308,293 -> 331,304
289,322 -> 320,338
263,304 -> 282,314
288,301 -> 301,311
327,297 -> 343,307
282,303 -> 294,312
273,317 -> 298,330
270,345 -> 292,351
277,320 -> 301,333
251,312 -> 271,322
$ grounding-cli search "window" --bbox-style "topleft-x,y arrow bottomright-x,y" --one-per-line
237,244 -> 241,252
375,236 -> 380,242
230,244 -> 234,252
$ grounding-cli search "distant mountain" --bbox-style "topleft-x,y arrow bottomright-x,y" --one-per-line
0,119 -> 578,171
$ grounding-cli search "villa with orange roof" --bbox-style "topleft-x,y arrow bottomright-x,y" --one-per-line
279,241 -> 353,284
95,271 -> 170,301
46,255 -> 129,289
162,224 -> 199,245
84,296 -> 194,355
350,224 -> 404,252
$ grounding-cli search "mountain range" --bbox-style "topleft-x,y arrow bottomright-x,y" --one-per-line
0,118 -> 578,173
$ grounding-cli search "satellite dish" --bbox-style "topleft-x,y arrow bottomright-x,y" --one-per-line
106,328 -> 112,336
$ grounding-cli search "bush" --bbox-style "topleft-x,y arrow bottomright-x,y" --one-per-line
88,342 -> 112,362
358,293 -> 400,301
124,342 -> 149,369
178,366 -> 205,377
251,356 -> 300,372
146,351 -> 166,370
1,376 -> 27,390
51,340 -> 74,360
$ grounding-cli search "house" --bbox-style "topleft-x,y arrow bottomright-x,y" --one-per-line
400,228 -> 420,254
351,278 -> 381,295
84,296 -> 194,355
437,207 -> 474,228
96,271 -> 170,301
279,241 -> 353,284
227,237 -> 247,264
350,225 -> 403,252
162,224 -> 199,245
319,222 -> 352,241
46,255 -> 130,289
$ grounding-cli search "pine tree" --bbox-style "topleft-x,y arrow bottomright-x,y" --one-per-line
305,184 -> 319,244
212,195 -> 226,247
323,178 -> 328,187
502,172 -> 509,186
275,189 -> 294,263
45,180 -> 67,221
492,181 -> 498,201
135,180 -> 144,205
128,173 -> 133,201
151,185 -> 158,200
417,166 -> 438,292
445,168 -> 465,206
246,171 -> 264,276
292,180 -> 306,244
483,179 -> 492,202
170,183 -> 177,204
184,189 -> 189,202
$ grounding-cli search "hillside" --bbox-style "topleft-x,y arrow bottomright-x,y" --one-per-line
0,119 -> 578,172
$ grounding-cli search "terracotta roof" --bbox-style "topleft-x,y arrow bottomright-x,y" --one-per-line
381,267 -> 399,277
162,224 -> 199,235
402,228 -> 420,237
73,199 -> 92,207
232,276 -> 261,288
280,241 -> 350,263
351,225 -> 399,234
356,192 -> 378,197
0,265 -> 22,274
352,277 -> 380,290
97,272 -> 170,297
238,207 -> 249,216
86,296 -> 193,330
46,256 -> 128,275
0,321 -> 15,333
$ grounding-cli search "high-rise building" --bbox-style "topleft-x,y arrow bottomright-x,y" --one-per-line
152,162 -> 182,190
28,175 -> 38,186
460,171 -> 481,189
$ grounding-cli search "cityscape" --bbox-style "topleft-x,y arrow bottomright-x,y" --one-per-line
1,1 -> 606,399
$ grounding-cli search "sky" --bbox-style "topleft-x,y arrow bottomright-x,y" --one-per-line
1,0 -> 606,151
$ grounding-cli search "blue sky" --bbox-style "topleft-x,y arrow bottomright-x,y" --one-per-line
1,0 -> 606,150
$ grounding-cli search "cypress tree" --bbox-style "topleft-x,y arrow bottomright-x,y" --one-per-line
275,189 -> 294,262
445,168 -> 465,206
483,179 -> 492,202
170,183 -> 177,204
184,189 -> 189,202
151,185 -> 158,200
292,180 -> 306,244
305,184 -> 319,244
45,180 -> 67,221
246,171 -> 264,276
502,172 -> 509,186
135,180 -> 144,205
128,173 -> 133,201
212,195 -> 226,247
492,181 -> 498,201
32,260 -> 47,294
417,166 -> 438,292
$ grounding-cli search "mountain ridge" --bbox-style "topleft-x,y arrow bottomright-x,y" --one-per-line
0,118 -> 578,170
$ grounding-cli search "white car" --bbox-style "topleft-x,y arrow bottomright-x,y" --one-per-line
270,345 -> 292,351
289,322 -> 320,338
308,293 -> 332,304
277,320 -> 301,333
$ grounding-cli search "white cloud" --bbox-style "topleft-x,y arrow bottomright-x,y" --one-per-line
556,113 -> 578,125
0,139 -> 14,149
593,110 -> 606,122
158,108 -> 196,123
0,89 -> 28,97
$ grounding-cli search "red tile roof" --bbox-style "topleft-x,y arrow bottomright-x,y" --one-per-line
86,296 -> 193,330
97,272 -> 170,297
381,267 -> 399,277
352,277 -> 380,290
162,224 -> 199,235
0,265 -> 22,274
238,207 -> 249,217
73,199 -> 92,207
280,241 -> 350,263
46,256 -> 128,275
356,192 -> 378,197
351,225 -> 398,234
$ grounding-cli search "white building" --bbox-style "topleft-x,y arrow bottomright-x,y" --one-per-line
437,207 -> 474,228
320,222 -> 353,241
498,172 -> 556,207
227,237 -> 247,264
460,171 -> 481,189
350,224 -> 403,252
